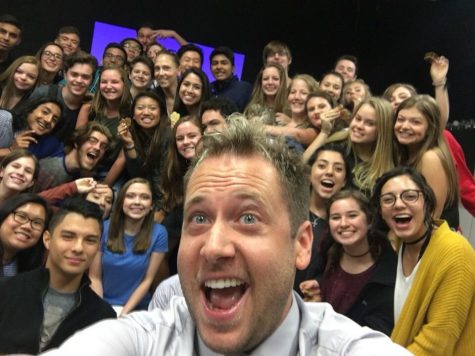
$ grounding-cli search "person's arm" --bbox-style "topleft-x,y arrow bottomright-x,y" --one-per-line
265,125 -> 317,147
120,251 -> 165,315
151,29 -> 188,46
89,251 -> 103,297
302,112 -> 339,163
38,178 -> 95,205
418,150 -> 449,219
103,151 -> 126,186
430,56 -> 450,126
76,103 -> 91,129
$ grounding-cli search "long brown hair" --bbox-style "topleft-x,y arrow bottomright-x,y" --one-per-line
394,95 -> 459,205
106,178 -> 154,254
161,115 -> 202,212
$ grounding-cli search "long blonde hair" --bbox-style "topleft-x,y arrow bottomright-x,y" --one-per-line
347,97 -> 395,193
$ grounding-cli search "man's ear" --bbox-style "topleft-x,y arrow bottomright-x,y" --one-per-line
0,168 -> 4,179
294,220 -> 313,271
43,230 -> 51,251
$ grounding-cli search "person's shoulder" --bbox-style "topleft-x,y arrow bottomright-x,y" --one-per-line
81,284 -> 116,319
298,298 -> 410,355
0,269 -> 44,293
152,222 -> 168,235
432,221 -> 475,258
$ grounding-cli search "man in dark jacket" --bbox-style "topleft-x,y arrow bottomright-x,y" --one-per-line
209,46 -> 252,112
0,197 -> 115,354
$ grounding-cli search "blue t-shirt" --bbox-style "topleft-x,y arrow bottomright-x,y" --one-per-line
101,220 -> 168,309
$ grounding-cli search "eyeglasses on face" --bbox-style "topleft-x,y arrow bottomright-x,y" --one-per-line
12,211 -> 45,231
123,43 -> 141,52
379,189 -> 422,207
42,50 -> 63,61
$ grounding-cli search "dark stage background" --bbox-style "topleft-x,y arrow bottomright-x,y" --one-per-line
1,0 -> 474,166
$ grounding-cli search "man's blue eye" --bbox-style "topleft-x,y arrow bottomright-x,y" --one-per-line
192,214 -> 207,224
241,214 -> 256,224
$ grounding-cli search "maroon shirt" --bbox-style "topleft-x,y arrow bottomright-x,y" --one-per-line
322,262 -> 377,314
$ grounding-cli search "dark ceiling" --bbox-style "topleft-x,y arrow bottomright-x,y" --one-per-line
1,0 -> 474,122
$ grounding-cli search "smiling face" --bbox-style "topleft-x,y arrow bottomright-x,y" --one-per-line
123,40 -> 142,62
389,86 -> 412,111
99,69 -> 124,102
310,150 -> 346,200
265,51 -> 291,70
288,78 -> 310,116
0,22 -> 21,53
211,54 -> 234,81
76,131 -> 109,171
394,106 -> 429,148
0,202 -> 46,257
380,174 -> 427,242
201,109 -> 226,134
122,182 -> 153,222
102,47 -> 126,68
306,96 -> 332,128
133,96 -> 160,130
147,44 -> 163,62
261,66 -> 280,98
129,62 -> 152,90
320,74 -> 343,100
179,50 -> 202,72
178,154 -> 310,353
345,82 -> 366,103
349,103 -> 377,145
13,63 -> 38,91
137,27 -> 154,48
56,33 -> 79,56
175,121 -> 202,160
27,102 -> 61,136
179,72 -> 203,109
328,197 -> 369,249
64,63 -> 93,97
335,59 -> 356,82
154,54 -> 179,89
44,212 -> 101,279
41,45 -> 63,73
0,156 -> 36,192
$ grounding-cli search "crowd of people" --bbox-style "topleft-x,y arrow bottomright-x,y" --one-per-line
0,13 -> 474,355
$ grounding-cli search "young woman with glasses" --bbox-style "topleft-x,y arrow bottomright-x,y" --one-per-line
35,42 -> 64,86
371,166 -> 474,355
0,193 -> 51,277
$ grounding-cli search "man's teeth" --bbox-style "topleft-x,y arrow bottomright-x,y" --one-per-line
205,278 -> 244,289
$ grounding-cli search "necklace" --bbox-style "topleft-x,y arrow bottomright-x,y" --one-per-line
404,227 -> 432,245
343,249 -> 370,258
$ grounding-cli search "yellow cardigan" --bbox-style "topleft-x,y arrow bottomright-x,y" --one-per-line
391,221 -> 475,355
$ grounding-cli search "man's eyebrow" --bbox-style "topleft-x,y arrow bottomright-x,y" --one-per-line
184,195 -> 205,211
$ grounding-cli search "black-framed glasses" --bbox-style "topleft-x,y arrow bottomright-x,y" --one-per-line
42,50 -> 63,61
380,189 -> 422,207
12,211 -> 45,231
